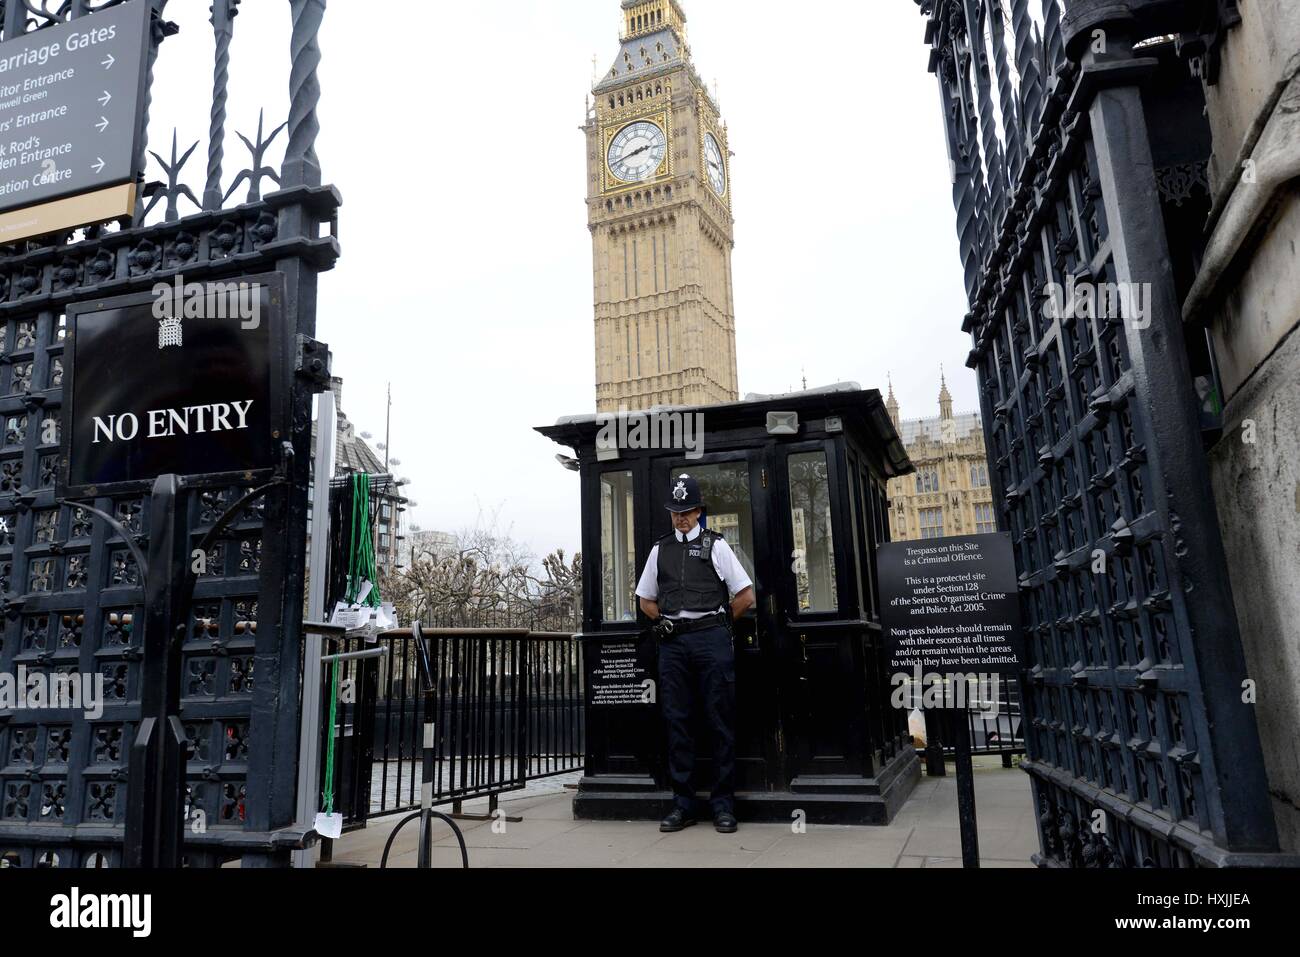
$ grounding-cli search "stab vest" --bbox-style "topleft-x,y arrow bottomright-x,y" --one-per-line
656,529 -> 728,616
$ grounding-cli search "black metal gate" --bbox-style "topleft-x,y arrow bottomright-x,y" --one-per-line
0,0 -> 338,868
910,0 -> 1290,866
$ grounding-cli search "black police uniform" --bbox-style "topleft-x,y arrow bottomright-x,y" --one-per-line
654,528 -> 738,821
639,474 -> 748,830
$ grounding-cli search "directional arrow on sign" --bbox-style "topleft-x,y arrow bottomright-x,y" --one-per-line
98,90 -> 112,107
92,157 -> 105,174
96,116 -> 109,132
102,53 -> 115,69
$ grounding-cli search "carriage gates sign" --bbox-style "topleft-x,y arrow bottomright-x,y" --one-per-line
59,272 -> 287,497
0,0 -> 149,238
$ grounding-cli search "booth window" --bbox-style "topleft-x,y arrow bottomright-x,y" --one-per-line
600,471 -> 637,622
788,451 -> 836,612
919,507 -> 944,539
686,461 -> 756,583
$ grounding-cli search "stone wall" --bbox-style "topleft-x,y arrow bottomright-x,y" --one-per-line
1199,1 -> 1300,852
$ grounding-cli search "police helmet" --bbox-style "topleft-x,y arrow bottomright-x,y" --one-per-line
666,473 -> 704,513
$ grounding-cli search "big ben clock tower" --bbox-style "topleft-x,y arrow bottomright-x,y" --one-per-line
586,0 -> 740,413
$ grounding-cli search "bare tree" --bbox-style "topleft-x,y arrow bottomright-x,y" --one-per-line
385,510 -> 582,632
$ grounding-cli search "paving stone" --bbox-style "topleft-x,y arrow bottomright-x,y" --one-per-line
330,764 -> 1038,868
749,829 -> 912,868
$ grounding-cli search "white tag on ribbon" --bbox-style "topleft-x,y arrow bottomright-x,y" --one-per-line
314,811 -> 343,840
329,602 -> 369,634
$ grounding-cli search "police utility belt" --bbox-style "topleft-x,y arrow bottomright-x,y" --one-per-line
653,611 -> 728,640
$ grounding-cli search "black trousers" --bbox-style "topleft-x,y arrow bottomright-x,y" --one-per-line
658,623 -> 736,815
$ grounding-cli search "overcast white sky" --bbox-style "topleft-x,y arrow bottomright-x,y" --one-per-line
146,0 -> 976,562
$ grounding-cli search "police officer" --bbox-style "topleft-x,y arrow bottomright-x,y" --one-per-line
636,473 -> 755,833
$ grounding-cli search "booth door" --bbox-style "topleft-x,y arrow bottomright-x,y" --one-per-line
654,454 -> 783,792
769,441 -> 872,781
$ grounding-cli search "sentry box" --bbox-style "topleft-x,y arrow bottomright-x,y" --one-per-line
537,384 -> 921,824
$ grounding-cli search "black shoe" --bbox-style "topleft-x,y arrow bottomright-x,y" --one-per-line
659,808 -> 697,832
713,811 -> 738,833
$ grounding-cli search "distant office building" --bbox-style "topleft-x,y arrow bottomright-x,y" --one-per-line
398,529 -> 457,569
886,375 -> 996,542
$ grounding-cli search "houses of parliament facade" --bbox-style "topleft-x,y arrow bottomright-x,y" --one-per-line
886,375 -> 997,543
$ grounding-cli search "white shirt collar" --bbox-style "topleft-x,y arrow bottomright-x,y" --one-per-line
675,524 -> 702,543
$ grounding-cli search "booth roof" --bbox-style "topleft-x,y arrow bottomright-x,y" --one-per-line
535,383 -> 914,479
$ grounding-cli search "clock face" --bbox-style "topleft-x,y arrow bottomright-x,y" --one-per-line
704,132 -> 726,196
607,121 -> 667,183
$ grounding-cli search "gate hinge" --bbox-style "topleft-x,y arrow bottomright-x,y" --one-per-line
761,468 -> 768,489
295,335 -> 332,392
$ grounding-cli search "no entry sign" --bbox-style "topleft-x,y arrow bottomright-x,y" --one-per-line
60,272 -> 286,497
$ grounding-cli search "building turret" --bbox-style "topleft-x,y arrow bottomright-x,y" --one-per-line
938,368 -> 954,421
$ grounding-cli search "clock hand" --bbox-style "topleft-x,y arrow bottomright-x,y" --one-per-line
621,143 -> 653,160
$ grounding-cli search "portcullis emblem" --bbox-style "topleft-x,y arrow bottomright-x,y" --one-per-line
158,314 -> 183,349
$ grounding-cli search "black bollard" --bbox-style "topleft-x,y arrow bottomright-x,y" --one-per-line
951,706 -> 980,869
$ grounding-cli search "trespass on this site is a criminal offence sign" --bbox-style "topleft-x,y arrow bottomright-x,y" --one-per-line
876,533 -> 1025,677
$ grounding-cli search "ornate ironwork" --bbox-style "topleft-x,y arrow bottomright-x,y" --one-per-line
911,0 -> 1288,867
225,111 -> 288,206
205,0 -> 240,210
143,131 -> 201,223
0,0 -> 340,867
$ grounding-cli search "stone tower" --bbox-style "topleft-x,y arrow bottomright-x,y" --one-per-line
585,0 -> 740,413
